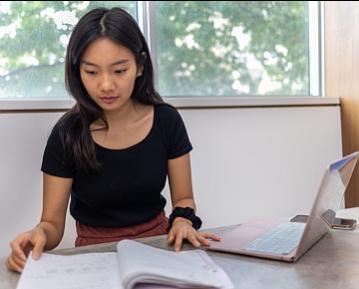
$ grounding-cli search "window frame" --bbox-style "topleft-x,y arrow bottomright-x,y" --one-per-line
308,1 -> 324,96
0,1 -> 325,110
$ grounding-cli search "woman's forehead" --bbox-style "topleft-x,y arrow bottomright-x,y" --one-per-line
81,37 -> 135,65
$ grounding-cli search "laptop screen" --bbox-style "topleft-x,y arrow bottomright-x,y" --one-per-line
295,152 -> 359,260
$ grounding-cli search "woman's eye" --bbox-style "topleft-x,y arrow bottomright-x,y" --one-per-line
85,71 -> 97,75
115,69 -> 127,74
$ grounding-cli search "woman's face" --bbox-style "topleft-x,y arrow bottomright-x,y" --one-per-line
80,37 -> 143,113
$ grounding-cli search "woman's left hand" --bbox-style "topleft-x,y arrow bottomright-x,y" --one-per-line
167,217 -> 221,251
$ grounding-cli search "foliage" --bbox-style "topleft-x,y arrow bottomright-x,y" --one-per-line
0,1 -> 309,98
156,1 -> 309,96
0,1 -> 135,98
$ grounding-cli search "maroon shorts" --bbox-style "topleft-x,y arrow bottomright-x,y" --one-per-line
75,211 -> 169,246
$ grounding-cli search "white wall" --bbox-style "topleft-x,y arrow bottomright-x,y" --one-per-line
0,105 -> 342,257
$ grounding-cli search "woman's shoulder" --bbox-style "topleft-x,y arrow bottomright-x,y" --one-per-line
154,102 -> 188,135
48,107 -> 81,141
56,107 -> 80,129
155,102 -> 181,120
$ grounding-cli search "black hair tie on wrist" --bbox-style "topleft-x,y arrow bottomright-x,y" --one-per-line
167,207 -> 202,232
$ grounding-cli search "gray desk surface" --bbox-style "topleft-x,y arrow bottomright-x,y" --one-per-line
1,224 -> 359,289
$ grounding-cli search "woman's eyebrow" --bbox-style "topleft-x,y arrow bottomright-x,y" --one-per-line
81,59 -> 129,66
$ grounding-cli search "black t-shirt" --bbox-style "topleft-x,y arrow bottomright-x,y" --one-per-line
41,103 -> 192,227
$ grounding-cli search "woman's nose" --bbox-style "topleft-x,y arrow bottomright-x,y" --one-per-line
100,74 -> 115,92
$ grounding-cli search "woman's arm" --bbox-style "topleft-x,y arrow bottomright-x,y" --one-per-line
167,153 -> 220,251
39,173 -> 73,250
168,153 -> 195,209
7,173 -> 72,272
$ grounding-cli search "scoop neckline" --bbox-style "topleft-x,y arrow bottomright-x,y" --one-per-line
93,104 -> 156,152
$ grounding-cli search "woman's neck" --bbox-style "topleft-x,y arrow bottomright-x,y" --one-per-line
104,100 -> 137,126
92,100 -> 148,131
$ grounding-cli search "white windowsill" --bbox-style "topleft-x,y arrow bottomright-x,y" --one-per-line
166,96 -> 339,108
0,96 -> 339,111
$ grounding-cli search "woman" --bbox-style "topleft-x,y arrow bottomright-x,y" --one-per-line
7,7 -> 219,273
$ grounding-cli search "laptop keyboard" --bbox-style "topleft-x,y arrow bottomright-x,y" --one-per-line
244,222 -> 306,255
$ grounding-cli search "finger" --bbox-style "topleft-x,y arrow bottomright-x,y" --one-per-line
196,234 -> 211,246
201,232 -> 222,241
6,256 -> 23,273
31,235 -> 46,260
10,239 -> 28,262
187,234 -> 201,248
12,254 -> 26,268
22,242 -> 34,258
167,231 -> 175,245
174,233 -> 184,252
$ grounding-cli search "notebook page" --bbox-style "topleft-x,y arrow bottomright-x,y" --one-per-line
116,240 -> 233,289
16,252 -> 119,289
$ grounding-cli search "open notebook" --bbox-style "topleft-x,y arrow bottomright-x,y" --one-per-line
208,152 -> 359,262
16,239 -> 233,289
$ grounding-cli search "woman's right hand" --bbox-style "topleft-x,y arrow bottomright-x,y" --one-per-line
6,227 -> 47,273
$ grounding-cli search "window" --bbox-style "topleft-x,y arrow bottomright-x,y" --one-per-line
0,1 -> 136,99
155,1 -> 313,97
0,1 -> 320,101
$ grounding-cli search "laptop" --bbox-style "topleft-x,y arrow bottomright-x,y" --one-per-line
208,151 -> 359,262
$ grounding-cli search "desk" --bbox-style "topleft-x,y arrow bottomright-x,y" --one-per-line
1,224 -> 359,289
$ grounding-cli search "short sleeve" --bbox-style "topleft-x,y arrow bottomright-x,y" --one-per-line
41,125 -> 75,178
166,107 -> 193,159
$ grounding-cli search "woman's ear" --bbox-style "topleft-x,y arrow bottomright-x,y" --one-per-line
137,52 -> 147,77
137,66 -> 144,77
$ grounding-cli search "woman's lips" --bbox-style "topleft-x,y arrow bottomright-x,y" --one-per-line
99,96 -> 119,104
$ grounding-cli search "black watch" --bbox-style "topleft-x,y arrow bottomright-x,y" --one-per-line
167,207 -> 202,231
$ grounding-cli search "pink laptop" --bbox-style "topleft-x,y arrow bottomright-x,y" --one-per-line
208,152 -> 359,262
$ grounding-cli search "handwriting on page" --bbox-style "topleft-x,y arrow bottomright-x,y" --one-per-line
17,252 -> 119,289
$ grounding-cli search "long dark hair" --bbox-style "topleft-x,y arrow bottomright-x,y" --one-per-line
60,7 -> 163,171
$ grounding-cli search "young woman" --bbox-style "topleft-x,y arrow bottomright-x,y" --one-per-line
7,7 -> 220,273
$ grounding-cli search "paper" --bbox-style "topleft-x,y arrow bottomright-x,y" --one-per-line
16,241 -> 233,289
16,252 -> 119,289
117,241 -> 224,289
